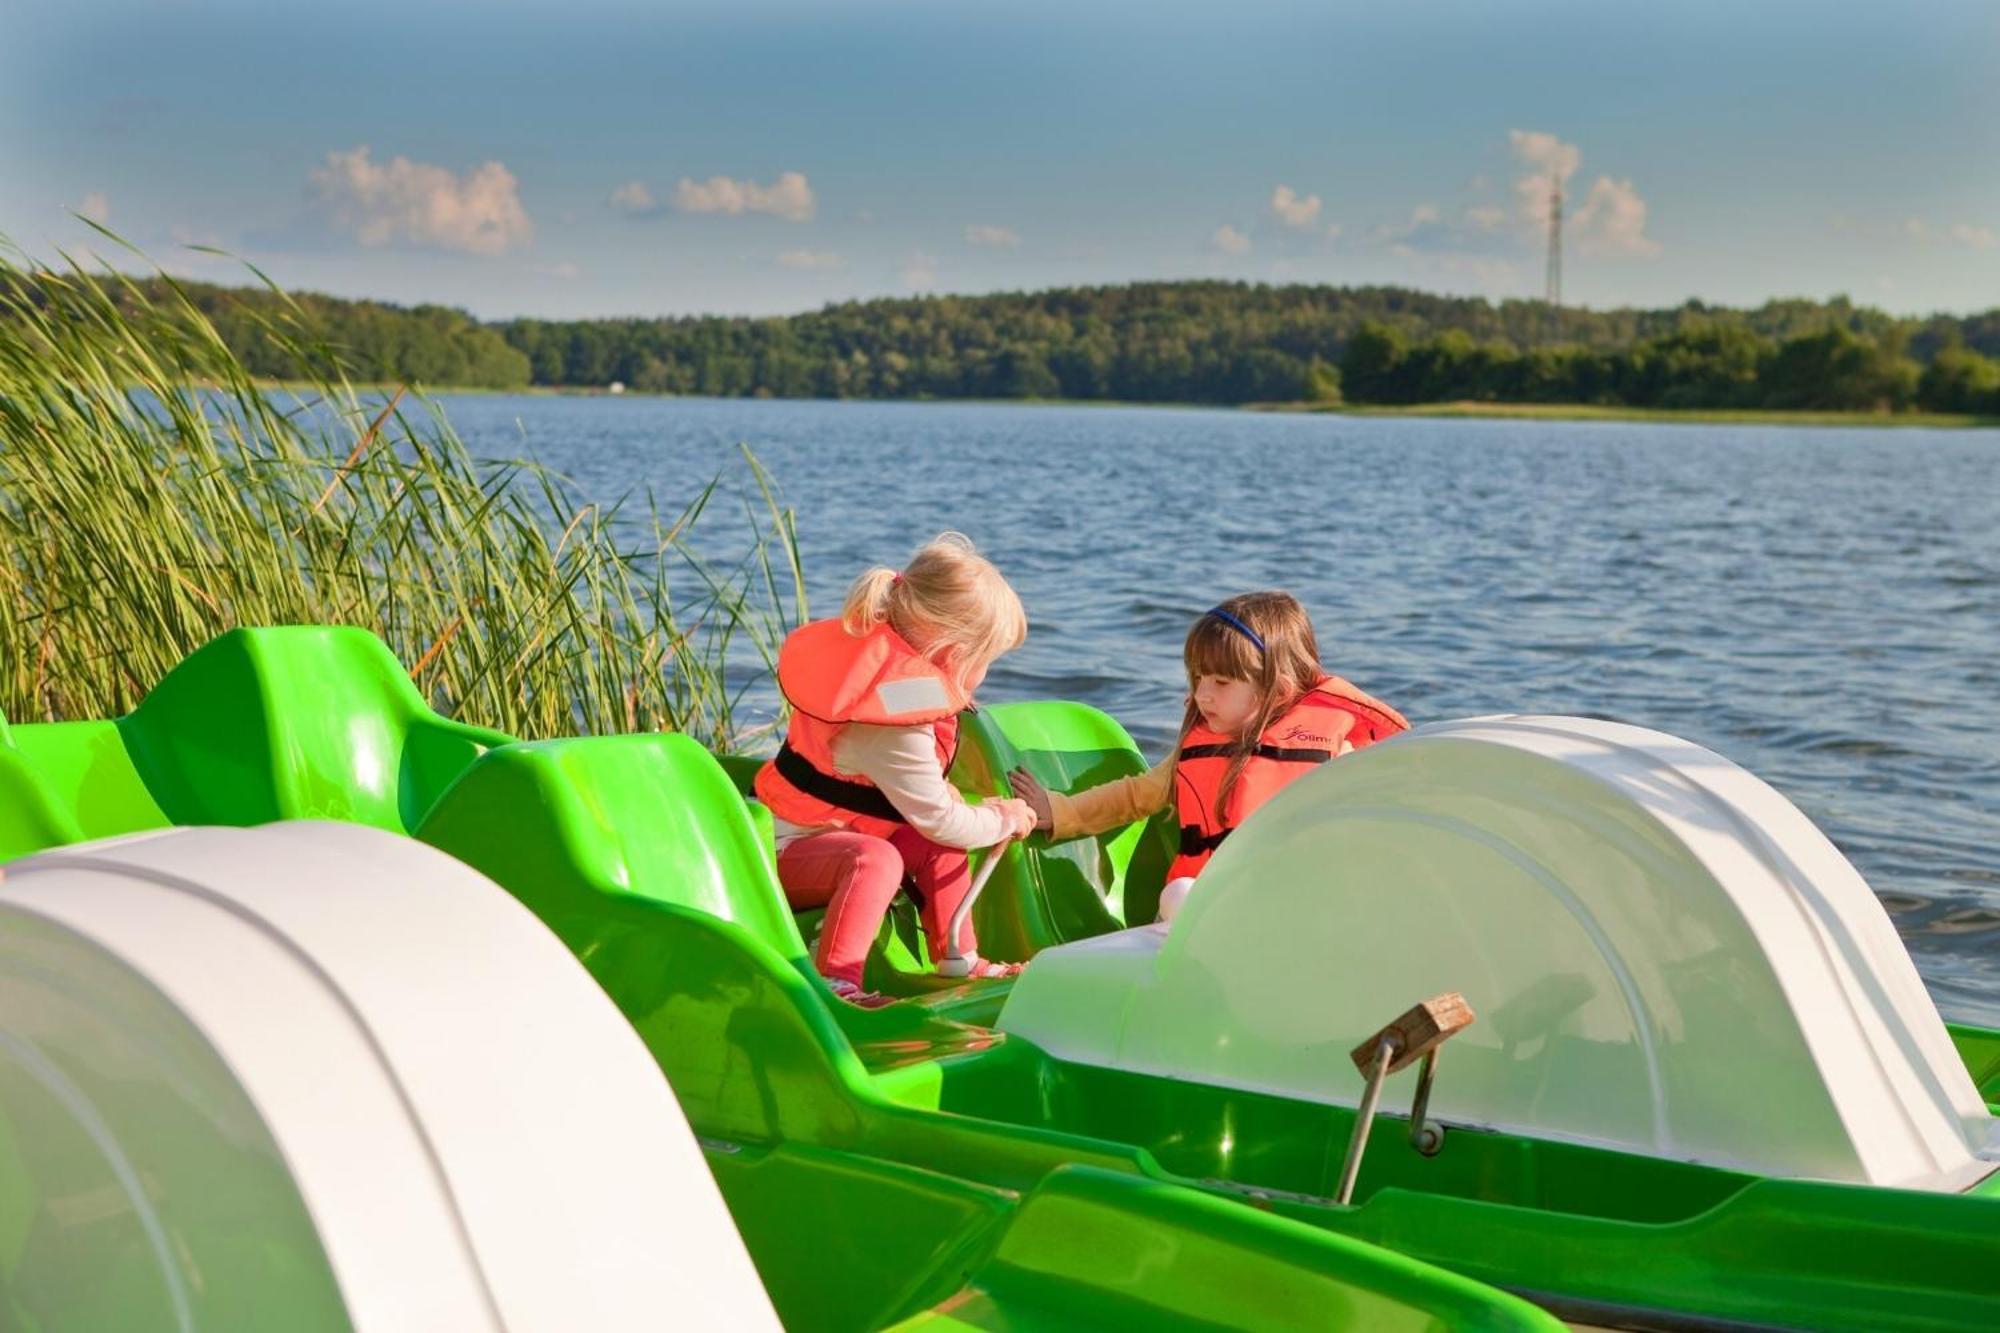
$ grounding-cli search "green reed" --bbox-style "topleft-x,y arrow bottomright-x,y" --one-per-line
0,238 -> 804,747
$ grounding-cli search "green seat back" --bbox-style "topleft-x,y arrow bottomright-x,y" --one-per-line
3,626 -> 509,856
952,701 -> 1175,952
417,733 -> 808,962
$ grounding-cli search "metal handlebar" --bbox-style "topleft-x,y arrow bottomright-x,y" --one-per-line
935,835 -> 1015,978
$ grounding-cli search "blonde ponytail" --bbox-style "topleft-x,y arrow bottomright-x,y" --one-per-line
840,532 -> 1026,690
841,567 -> 902,636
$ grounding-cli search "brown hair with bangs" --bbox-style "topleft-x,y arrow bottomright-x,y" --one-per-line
1177,591 -> 1324,822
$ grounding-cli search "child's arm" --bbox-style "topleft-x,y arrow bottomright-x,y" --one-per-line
1011,759 -> 1174,841
835,724 -> 1034,848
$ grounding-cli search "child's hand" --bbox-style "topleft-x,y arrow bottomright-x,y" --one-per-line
1006,767 -> 1054,831
988,796 -> 1038,841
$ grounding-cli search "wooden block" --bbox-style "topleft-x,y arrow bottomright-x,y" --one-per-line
1348,992 -> 1475,1076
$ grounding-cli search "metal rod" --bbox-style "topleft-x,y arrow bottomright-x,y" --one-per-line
1408,1048 -> 1443,1155
935,838 -> 1011,977
1335,1037 -> 1396,1205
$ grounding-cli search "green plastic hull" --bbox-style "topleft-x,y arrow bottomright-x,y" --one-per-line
5,627 -> 1998,1331
0,628 -> 1554,1331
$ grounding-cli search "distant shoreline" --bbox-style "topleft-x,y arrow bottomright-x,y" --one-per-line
1257,400 -> 2000,429
254,381 -> 2000,429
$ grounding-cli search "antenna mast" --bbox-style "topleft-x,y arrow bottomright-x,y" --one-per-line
1544,178 -> 1563,307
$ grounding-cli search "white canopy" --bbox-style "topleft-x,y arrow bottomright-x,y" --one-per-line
0,822 -> 779,1331
1002,716 -> 1999,1191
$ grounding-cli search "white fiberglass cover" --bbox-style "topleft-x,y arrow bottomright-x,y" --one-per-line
1002,717 -> 1999,1191
0,822 -> 779,1332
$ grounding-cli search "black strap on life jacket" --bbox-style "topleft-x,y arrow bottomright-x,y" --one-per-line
1174,736 -> 1336,856
1178,741 -> 1335,764
773,742 -> 907,825
1178,825 -> 1230,856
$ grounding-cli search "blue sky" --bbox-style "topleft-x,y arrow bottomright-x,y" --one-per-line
5,0 -> 1998,319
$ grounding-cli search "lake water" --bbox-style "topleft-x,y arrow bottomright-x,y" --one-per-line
437,393 -> 2000,1026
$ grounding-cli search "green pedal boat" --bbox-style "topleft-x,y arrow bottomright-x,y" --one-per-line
3,626 -> 1996,1331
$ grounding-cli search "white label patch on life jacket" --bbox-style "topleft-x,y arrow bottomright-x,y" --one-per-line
875,676 -> 953,718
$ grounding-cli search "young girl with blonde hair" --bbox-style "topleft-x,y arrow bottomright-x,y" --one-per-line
755,533 -> 1037,1005
1011,591 -> 1407,919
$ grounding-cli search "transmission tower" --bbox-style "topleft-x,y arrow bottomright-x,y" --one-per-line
1544,179 -> 1563,307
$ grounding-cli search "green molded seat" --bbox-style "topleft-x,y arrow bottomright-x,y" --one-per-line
1,626 -> 509,860
418,732 -> 809,963
955,702 -> 1175,940
414,731 -> 954,1105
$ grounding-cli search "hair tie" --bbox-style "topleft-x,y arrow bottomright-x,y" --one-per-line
891,572 -> 904,586
1205,607 -> 1266,652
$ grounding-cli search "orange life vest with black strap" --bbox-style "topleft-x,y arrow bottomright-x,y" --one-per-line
753,618 -> 972,840
1169,674 -> 1409,881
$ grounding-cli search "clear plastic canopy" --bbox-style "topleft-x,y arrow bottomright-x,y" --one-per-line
1002,716 -> 1999,1191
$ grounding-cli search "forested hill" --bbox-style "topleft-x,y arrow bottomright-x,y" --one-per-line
93,276 -> 2000,412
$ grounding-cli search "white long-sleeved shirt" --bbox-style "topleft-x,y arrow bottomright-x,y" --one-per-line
769,722 -> 1010,849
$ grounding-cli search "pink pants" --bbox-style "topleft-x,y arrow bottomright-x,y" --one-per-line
776,827 -> 976,985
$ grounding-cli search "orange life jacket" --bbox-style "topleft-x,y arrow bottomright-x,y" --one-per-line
1168,674 -> 1409,880
753,618 -> 972,839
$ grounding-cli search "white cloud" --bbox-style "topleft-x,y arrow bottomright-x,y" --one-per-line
78,191 -> 110,224
310,146 -> 532,255
532,261 -> 581,279
1948,222 -> 1997,250
1269,184 -> 1322,229
1903,217 -> 1932,241
1323,222 -> 1343,242
609,181 -> 656,215
964,224 -> 1020,249
778,249 -> 844,269
1572,175 -> 1661,257
1370,203 -> 1443,245
673,171 -> 815,222
900,251 -> 939,290
1464,204 -> 1507,233
1509,129 -> 1581,229
1210,224 -> 1251,255
1506,130 -> 1659,259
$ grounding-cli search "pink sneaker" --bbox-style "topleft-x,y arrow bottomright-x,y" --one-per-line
825,976 -> 893,1009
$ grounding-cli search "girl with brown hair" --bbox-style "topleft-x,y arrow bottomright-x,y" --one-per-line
1010,591 -> 1407,919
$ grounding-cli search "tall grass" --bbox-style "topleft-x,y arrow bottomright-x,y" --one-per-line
0,239 -> 805,748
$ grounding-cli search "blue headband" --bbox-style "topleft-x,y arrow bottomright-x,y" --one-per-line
1204,607 -> 1266,653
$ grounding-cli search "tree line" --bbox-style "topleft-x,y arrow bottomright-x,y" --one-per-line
1339,320 -> 2000,413
42,275 -> 2000,413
